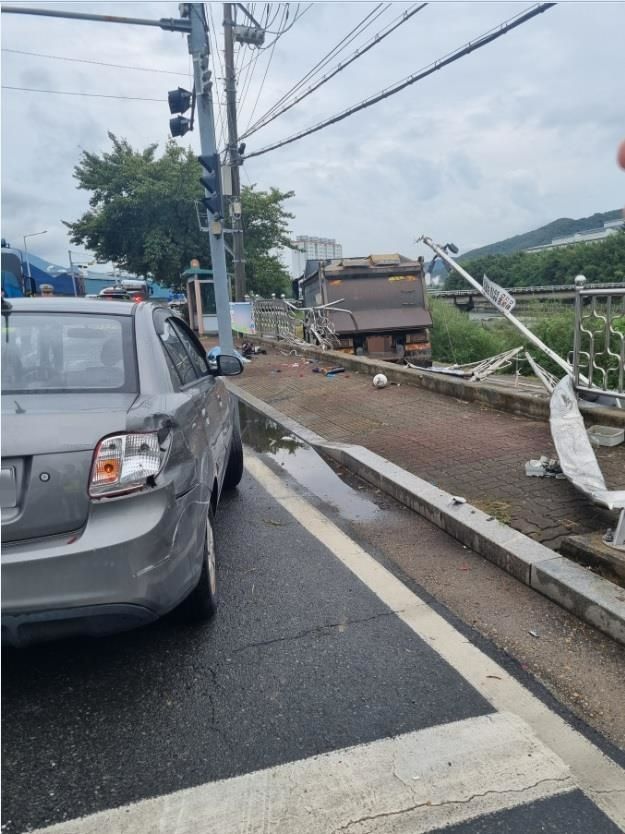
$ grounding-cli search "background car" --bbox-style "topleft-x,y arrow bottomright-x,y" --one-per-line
1,297 -> 244,646
98,286 -> 131,301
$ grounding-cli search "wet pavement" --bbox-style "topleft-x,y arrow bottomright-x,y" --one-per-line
236,400 -> 625,752
2,403 -> 625,833
238,400 -> 381,523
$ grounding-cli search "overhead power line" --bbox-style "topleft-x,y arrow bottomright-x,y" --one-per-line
262,2 -> 313,40
251,3 -> 389,129
1,85 -> 163,101
241,3 -> 427,140
238,5 -> 294,127
1,47 -> 189,76
245,3 -> 556,160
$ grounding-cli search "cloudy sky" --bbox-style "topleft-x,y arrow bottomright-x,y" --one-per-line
1,1 -> 624,272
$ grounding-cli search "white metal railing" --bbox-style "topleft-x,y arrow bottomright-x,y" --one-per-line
572,277 -> 625,400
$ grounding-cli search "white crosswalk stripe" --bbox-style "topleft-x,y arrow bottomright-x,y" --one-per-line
33,712 -> 573,834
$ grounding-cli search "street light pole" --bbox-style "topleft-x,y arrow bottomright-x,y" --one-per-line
23,229 -> 47,285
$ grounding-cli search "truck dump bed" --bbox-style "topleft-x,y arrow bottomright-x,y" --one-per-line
301,254 -> 433,364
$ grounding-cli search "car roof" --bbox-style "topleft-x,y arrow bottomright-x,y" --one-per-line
2,297 -> 137,315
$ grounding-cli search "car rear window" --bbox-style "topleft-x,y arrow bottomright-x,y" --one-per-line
1,312 -> 137,393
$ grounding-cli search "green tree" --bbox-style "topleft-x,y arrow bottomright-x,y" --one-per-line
65,133 -> 295,295
445,230 -> 625,290
241,184 -> 295,297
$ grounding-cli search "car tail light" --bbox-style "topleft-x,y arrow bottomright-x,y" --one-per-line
89,433 -> 164,498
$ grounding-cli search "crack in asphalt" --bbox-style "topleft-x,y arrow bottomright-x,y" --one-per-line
332,776 -> 574,833
228,609 -> 407,656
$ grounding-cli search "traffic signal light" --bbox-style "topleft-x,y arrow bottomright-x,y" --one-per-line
170,116 -> 191,137
168,86 -> 192,137
198,153 -> 223,218
168,87 -> 192,115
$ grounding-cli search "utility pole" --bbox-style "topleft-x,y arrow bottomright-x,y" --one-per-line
223,3 -> 246,302
188,3 -> 234,353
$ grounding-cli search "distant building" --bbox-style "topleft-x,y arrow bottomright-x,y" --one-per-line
291,235 -> 342,277
525,219 -> 623,253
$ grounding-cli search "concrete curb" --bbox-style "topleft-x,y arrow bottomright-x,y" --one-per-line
241,334 -> 625,428
230,382 -> 625,646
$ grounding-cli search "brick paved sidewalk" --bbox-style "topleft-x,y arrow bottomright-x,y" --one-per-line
230,347 -> 625,551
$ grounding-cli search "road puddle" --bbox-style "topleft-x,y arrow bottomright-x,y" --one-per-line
238,400 -> 381,522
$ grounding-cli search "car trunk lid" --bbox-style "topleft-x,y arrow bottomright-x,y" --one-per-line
1,393 -> 137,543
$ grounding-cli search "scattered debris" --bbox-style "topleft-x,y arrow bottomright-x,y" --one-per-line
450,495 -> 466,505
550,376 -> 625,550
587,425 -> 624,448
486,675 -> 502,680
373,373 -> 388,389
208,345 -> 250,364
263,519 -> 285,527
524,351 -> 558,393
240,342 -> 267,357
408,347 -> 523,382
528,629 -> 540,638
524,456 -> 565,479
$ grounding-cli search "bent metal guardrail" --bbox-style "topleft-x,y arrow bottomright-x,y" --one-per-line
429,281 -> 624,298
572,277 -> 625,400
252,299 -> 294,340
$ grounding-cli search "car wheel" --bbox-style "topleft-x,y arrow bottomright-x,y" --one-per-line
179,506 -> 218,622
222,423 -> 244,491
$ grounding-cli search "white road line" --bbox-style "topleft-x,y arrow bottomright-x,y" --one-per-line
244,455 -> 625,829
30,456 -> 625,834
34,713 -> 573,834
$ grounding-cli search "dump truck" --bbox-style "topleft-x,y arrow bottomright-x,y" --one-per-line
299,253 -> 432,365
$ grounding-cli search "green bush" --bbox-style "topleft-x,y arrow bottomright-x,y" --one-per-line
429,299 -> 520,365
429,298 -> 624,385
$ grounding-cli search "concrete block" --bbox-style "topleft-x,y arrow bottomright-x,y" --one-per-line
532,557 -> 625,644
561,533 -> 625,583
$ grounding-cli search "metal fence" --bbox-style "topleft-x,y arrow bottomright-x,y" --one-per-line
252,299 -> 296,340
572,277 -> 625,400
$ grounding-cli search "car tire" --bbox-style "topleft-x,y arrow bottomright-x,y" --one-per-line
222,423 -> 244,491
179,506 -> 218,622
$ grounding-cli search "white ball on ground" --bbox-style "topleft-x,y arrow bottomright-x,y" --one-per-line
372,373 -> 388,389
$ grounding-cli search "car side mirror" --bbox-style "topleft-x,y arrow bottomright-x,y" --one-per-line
214,354 -> 243,376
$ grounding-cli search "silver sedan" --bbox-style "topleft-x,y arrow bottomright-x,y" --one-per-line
1,297 -> 243,646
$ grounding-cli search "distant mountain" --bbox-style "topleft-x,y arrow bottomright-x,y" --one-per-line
459,210 -> 623,261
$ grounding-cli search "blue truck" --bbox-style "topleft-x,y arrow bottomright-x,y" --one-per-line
1,241 -> 84,297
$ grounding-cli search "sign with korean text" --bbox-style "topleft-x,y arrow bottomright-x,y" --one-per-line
482,275 -> 516,313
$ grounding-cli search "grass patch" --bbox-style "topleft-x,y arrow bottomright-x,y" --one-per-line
473,499 -> 513,525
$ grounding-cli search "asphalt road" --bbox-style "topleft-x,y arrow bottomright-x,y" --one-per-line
2,441 -> 625,834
